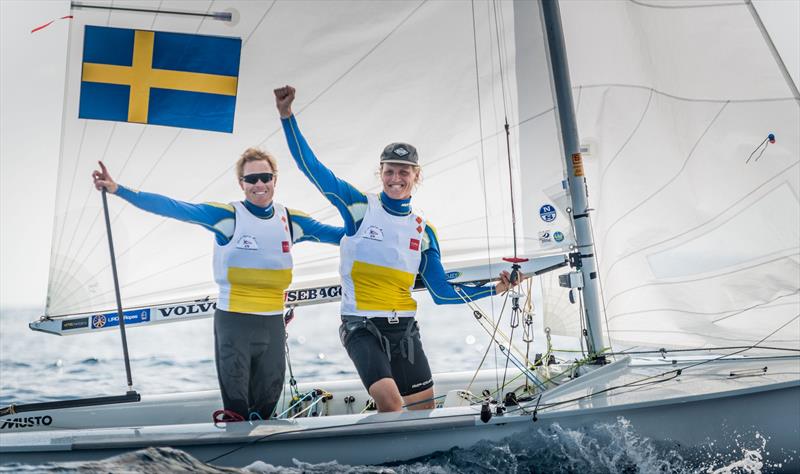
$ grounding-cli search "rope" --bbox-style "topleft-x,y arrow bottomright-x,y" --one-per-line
459,287 -> 510,394
745,133 -> 775,164
289,391 -> 332,419
402,394 -> 447,410
276,391 -> 315,419
283,309 -> 301,399
456,286 -> 553,397
212,409 -> 244,426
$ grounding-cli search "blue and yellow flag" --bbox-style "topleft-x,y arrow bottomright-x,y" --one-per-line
79,26 -> 241,133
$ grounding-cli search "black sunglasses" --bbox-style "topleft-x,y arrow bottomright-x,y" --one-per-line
241,172 -> 274,184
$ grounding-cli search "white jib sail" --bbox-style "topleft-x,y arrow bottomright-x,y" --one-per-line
560,0 -> 800,350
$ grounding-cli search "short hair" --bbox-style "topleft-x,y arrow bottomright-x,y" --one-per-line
236,148 -> 278,179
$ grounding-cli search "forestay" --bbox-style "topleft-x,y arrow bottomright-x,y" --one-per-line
45,0 -> 571,319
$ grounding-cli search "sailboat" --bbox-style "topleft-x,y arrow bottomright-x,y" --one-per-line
1,0 -> 798,470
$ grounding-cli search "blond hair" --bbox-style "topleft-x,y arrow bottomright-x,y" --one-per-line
236,148 -> 278,179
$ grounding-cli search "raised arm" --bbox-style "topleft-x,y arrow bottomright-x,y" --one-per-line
275,86 -> 367,236
419,223 -> 518,305
92,161 -> 235,245
287,208 -> 345,245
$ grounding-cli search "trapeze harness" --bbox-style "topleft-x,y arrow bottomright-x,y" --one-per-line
339,194 -> 425,363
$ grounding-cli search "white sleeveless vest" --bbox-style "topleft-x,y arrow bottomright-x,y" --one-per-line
339,194 -> 424,317
214,201 -> 293,315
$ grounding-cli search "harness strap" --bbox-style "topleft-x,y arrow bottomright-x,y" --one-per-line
364,319 -> 393,363
342,315 -> 418,364
399,320 -> 419,365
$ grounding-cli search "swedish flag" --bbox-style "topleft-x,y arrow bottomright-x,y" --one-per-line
79,26 -> 241,133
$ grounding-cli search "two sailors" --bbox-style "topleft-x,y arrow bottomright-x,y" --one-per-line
92,88 -> 525,418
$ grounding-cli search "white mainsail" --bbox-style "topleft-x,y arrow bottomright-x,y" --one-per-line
560,0 -> 800,350
45,0 -> 569,319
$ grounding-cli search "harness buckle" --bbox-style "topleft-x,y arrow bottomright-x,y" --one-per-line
387,313 -> 400,324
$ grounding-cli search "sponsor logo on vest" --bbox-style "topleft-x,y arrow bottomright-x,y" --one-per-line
236,235 -> 259,250
285,285 -> 342,303
0,415 -> 53,430
158,301 -> 217,318
282,241 -> 290,253
409,238 -> 420,251
363,225 -> 384,241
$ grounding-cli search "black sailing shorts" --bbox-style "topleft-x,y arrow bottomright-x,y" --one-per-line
339,315 -> 434,397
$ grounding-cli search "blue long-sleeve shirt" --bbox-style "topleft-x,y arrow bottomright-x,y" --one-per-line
281,114 -> 496,304
115,185 -> 344,246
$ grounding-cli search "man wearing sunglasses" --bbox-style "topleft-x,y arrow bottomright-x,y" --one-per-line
92,149 -> 344,422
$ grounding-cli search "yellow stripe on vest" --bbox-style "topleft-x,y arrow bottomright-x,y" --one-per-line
227,267 -> 292,313
351,261 -> 416,312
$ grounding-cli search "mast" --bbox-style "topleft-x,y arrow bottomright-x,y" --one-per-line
539,0 -> 606,360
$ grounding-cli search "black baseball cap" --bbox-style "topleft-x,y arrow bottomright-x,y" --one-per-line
380,143 -> 419,166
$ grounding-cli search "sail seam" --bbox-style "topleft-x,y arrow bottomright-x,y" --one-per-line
607,328 -> 799,345
606,290 -> 799,322
598,101 -> 728,264
628,0 -> 745,10
48,122 -> 88,303
604,250 -> 800,312
51,133 -> 186,306
50,125 -> 120,298
50,126 -> 149,300
597,88 -> 654,189
242,1 -> 277,46
574,83 -> 797,104
601,161 -> 799,281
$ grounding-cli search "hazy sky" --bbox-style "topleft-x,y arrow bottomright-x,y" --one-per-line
1,0 -> 798,311
1,1 -> 70,311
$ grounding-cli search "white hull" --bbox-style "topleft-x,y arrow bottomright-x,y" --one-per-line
1,355 -> 798,470
0,370 -> 506,432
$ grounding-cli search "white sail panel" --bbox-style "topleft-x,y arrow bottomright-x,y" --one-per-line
46,1 -> 564,317
561,0 -> 800,349
540,270 -> 582,339
513,0 -> 576,256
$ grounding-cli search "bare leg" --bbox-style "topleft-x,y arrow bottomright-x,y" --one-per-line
368,377 -> 404,412
403,387 -> 435,410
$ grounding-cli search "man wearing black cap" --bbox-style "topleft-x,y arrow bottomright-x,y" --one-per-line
275,85 -> 519,413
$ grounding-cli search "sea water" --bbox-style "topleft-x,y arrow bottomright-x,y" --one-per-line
0,304 -> 781,473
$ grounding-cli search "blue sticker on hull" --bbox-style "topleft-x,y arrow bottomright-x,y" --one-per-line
91,309 -> 151,329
